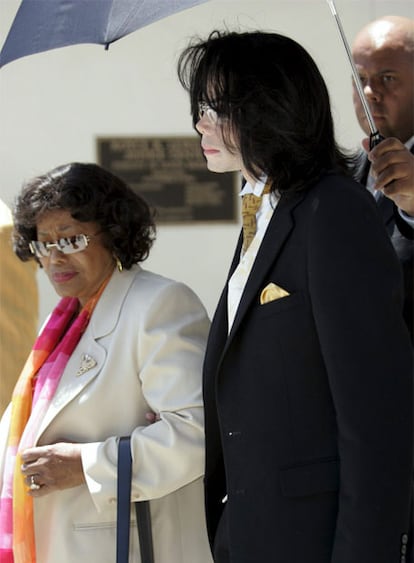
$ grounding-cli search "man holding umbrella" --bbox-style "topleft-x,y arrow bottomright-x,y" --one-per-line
350,15 -> 413,559
352,15 -> 414,342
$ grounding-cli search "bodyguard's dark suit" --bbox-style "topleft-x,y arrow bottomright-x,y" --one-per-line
356,151 -> 414,562
203,172 -> 413,563
356,152 -> 414,344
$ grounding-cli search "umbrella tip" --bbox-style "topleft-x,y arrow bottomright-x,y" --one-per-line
104,43 -> 110,51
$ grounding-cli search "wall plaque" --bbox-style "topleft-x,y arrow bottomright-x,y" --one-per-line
97,136 -> 238,223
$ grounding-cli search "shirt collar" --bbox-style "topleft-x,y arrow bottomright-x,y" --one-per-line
239,175 -> 268,197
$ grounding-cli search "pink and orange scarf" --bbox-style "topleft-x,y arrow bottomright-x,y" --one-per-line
0,278 -> 108,563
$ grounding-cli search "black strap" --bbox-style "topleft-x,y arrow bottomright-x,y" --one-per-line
135,500 -> 155,563
117,436 -> 154,563
117,437 -> 133,563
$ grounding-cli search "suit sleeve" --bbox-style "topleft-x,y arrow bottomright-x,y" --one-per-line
307,181 -> 413,562
81,280 -> 210,508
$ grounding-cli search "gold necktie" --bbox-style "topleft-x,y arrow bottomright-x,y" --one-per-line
241,182 -> 271,253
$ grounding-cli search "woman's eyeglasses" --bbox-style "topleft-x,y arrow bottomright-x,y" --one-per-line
29,234 -> 91,258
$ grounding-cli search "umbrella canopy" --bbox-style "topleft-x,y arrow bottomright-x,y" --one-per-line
0,0 -> 210,68
0,0 -> 379,145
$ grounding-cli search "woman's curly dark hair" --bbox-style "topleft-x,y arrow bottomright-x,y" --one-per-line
13,162 -> 156,269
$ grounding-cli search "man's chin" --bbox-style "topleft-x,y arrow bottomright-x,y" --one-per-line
358,117 -> 388,139
357,116 -> 371,137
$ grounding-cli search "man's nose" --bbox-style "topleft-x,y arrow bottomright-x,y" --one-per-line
195,115 -> 212,134
363,81 -> 381,102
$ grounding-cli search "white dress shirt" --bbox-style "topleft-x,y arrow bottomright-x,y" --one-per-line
227,176 -> 279,332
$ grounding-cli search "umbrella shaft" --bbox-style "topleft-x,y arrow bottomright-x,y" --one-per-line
326,0 -> 377,136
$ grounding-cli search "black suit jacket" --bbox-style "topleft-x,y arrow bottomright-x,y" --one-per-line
203,172 -> 413,563
356,152 -> 414,343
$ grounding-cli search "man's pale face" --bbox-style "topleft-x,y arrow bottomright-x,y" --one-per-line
195,112 -> 254,184
352,23 -> 414,142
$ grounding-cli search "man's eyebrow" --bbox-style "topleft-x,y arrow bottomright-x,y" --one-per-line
378,68 -> 399,73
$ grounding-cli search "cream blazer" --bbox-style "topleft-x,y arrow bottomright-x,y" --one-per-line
0,265 -> 213,563
0,199 -> 38,415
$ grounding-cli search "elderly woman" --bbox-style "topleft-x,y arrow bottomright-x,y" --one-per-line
0,163 -> 213,563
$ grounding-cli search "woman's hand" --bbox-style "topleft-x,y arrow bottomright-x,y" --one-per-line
145,411 -> 160,424
21,442 -> 85,497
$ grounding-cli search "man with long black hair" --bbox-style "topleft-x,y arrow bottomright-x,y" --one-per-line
178,30 -> 413,563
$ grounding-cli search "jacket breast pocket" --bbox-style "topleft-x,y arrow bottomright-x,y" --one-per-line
256,291 -> 307,319
279,457 -> 339,498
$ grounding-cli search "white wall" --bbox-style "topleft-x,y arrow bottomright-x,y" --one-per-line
0,0 -> 413,325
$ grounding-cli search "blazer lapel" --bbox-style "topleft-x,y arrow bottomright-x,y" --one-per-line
203,229 -> 245,372
212,190 -> 305,363
36,339 -> 106,439
35,267 -> 141,439
372,143 -> 414,231
377,194 -> 395,231
354,151 -> 396,231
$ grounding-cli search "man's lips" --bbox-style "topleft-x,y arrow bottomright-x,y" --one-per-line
202,146 -> 220,155
363,104 -> 385,119
51,271 -> 77,283
360,112 -> 386,123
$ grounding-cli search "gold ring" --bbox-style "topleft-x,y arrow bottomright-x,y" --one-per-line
29,475 -> 40,491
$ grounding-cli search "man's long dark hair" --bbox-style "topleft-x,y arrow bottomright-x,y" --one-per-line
178,30 -> 353,193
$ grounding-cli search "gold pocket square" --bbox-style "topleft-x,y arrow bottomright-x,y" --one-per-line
260,283 -> 290,304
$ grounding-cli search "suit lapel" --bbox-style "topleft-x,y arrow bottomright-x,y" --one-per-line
373,143 -> 414,229
356,152 -> 395,230
377,194 -> 395,230
206,191 -> 305,371
227,192 -> 301,344
203,229 -> 244,372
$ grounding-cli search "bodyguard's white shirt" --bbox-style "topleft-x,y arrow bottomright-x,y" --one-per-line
227,176 -> 279,332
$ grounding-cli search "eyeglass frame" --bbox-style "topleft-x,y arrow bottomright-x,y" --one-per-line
29,234 -> 92,259
197,101 -> 220,125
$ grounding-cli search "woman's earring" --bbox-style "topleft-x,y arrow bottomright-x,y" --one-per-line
114,255 -> 123,272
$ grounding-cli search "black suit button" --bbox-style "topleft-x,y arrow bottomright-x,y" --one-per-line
401,534 -> 408,545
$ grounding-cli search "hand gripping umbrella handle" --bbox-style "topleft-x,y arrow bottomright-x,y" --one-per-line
326,0 -> 384,149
